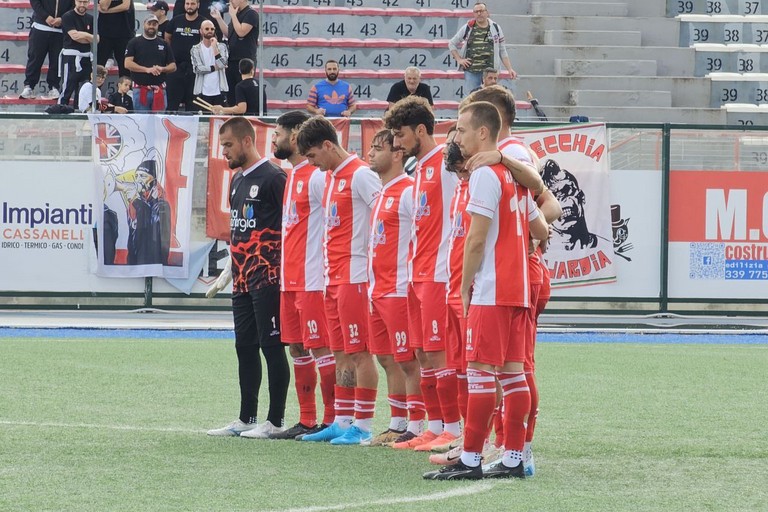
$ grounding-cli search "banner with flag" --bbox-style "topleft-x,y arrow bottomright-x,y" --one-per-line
514,123 -> 616,288
91,114 -> 198,278
205,116 -> 350,240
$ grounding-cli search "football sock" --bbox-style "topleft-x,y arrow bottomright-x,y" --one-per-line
502,449 -> 524,468
236,343 -> 262,424
263,344 -> 290,427
460,451 -> 482,468
388,394 -> 408,431
334,384 -> 355,428
457,371 -> 468,421
463,368 -> 497,454
523,442 -> 533,463
406,394 -> 426,434
293,355 -> 317,427
420,368 -> 443,434
354,387 -> 377,433
525,371 -> 539,443
316,354 -> 337,425
492,405 -> 504,448
499,371 -> 531,456
435,367 -> 461,428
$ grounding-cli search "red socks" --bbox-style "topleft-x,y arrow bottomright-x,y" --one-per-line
463,368 -> 497,453
292,355 -> 317,427
334,384 -> 355,426
316,354 -> 336,425
499,371 -> 531,453
525,372 -> 539,443
435,367 -> 461,425
419,368 -> 443,424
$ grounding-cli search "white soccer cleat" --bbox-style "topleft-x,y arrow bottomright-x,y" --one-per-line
240,420 -> 285,439
206,419 -> 257,437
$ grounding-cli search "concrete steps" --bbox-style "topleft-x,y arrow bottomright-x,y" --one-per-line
537,104 -> 726,123
555,58 -> 659,76
544,29 -> 642,46
531,1 -> 629,16
569,89 -> 672,107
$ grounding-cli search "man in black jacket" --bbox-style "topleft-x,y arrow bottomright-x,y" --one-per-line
21,0 -> 74,100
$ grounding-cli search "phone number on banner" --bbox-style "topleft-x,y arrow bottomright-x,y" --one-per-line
724,260 -> 768,280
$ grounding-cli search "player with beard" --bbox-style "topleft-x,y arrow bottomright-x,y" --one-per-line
297,116 -> 382,446
165,0 -> 205,112
267,111 -> 337,440
124,16 -> 176,112
366,130 -> 425,446
384,96 -> 462,454
207,117 -> 290,440
462,85 -> 562,475
424,101 -> 548,480
306,60 -> 357,118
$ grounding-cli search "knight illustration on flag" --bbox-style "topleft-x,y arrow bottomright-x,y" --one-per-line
91,115 -> 198,279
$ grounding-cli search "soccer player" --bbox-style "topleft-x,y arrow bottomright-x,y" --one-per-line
296,116 -> 382,446
462,85 -> 562,475
424,101 -> 548,480
384,97 -> 462,452
207,117 -> 290,439
269,110 -> 337,440
366,129 -> 425,446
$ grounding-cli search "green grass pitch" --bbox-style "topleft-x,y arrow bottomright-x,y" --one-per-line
1,336 -> 766,511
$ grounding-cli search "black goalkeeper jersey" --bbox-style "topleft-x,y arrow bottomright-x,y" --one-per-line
229,157 -> 286,294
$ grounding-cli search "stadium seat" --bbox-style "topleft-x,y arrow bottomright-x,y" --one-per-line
668,0 -> 768,16
693,43 -> 768,75
708,71 -> 768,105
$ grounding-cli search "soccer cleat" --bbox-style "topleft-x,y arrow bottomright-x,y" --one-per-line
481,443 -> 504,464
389,430 -> 416,446
294,423 -> 328,441
301,421 -> 348,442
20,86 -> 36,99
240,420 -> 285,439
329,425 -> 372,446
370,429 -> 406,447
481,459 -> 525,479
43,87 -> 60,100
268,422 -> 318,440
423,460 -> 483,480
430,433 -> 463,453
429,444 -> 462,466
206,419 -> 257,437
524,454 -> 535,477
392,430 -> 438,450
414,431 -> 460,452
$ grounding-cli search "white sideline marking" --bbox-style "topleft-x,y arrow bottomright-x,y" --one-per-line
0,420 -> 202,434
269,482 -> 496,512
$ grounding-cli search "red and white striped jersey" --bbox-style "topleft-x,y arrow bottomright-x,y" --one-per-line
498,136 -> 544,287
466,164 -> 539,307
368,173 -> 414,299
281,160 -> 326,292
411,144 -> 459,283
323,154 -> 381,286
446,178 -> 470,306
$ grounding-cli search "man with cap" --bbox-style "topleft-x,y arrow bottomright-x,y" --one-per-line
147,0 -> 170,38
124,15 -> 176,111
127,158 -> 172,266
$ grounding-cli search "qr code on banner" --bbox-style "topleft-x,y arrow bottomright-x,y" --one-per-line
689,242 -> 725,280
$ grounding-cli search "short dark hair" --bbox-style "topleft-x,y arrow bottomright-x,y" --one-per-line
239,58 -> 254,75
325,59 -> 339,67
372,129 -> 395,148
296,116 -> 338,155
465,85 -> 516,127
118,75 -> 132,84
383,96 -> 434,135
276,110 -> 311,132
459,101 -> 501,141
219,116 -> 255,141
444,142 -> 465,174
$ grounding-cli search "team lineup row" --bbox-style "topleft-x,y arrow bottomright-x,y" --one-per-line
206,86 -> 563,481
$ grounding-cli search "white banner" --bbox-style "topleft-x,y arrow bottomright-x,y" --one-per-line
91,115 -> 198,279
515,123 -> 617,288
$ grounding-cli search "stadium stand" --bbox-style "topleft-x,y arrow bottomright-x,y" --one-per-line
5,0 -> 768,122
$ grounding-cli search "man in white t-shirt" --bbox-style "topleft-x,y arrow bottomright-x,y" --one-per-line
190,19 -> 229,107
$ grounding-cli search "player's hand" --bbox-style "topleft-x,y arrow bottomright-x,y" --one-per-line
465,150 -> 503,172
461,286 -> 471,318
206,258 -> 232,298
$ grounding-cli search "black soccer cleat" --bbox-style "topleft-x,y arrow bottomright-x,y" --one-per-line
293,423 -> 329,441
423,460 -> 483,480
269,422 -> 318,440
482,460 -> 525,479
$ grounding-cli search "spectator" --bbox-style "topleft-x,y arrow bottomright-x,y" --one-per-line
58,0 -> 94,109
124,15 -> 176,112
468,67 -> 500,94
172,0 -> 212,18
306,60 -> 356,118
211,58 -> 268,116
147,0 -> 170,38
190,20 -> 229,108
386,66 -> 434,109
78,65 -> 129,113
97,0 -> 135,78
20,0 -> 73,100
210,0 -> 259,106
448,2 -> 517,94
108,76 -> 134,113
165,0 -> 205,112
